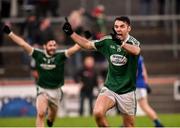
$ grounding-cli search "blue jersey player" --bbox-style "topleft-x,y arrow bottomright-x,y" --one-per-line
136,55 -> 164,127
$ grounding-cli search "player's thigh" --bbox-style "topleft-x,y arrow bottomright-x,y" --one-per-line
94,95 -> 115,114
137,89 -> 149,107
36,93 -> 48,113
138,96 -> 150,110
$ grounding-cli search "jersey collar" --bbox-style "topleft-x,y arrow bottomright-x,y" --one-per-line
123,34 -> 130,43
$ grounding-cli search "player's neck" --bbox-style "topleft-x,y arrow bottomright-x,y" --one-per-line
123,34 -> 130,42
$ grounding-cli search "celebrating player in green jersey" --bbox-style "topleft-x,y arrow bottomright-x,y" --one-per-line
62,16 -> 140,127
2,25 -> 81,128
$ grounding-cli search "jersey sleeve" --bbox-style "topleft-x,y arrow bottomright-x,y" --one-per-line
31,48 -> 43,60
128,36 -> 140,47
91,36 -> 111,51
74,69 -> 83,83
56,50 -> 67,61
91,40 -> 105,50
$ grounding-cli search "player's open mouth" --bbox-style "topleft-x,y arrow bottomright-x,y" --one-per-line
117,34 -> 123,39
117,34 -> 123,36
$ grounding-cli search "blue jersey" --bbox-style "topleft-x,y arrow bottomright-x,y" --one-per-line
136,55 -> 147,88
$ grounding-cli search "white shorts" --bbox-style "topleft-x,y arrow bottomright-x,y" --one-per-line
136,88 -> 147,100
37,86 -> 63,107
99,87 -> 137,115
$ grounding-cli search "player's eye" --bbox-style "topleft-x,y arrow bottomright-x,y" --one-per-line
120,25 -> 126,28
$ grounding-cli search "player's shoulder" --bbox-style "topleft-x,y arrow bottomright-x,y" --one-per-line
55,49 -> 66,56
128,35 -> 140,46
33,48 -> 44,54
100,35 -> 112,41
31,48 -> 44,58
56,49 -> 66,53
94,35 -> 112,43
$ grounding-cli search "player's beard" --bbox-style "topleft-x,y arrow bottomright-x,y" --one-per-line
46,48 -> 56,56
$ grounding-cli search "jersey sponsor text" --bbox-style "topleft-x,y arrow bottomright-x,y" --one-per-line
110,54 -> 127,66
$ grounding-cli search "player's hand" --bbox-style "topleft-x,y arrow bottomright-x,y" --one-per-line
146,84 -> 152,94
62,17 -> 73,36
2,25 -> 11,34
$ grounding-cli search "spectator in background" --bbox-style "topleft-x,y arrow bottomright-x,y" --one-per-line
68,8 -> 85,37
35,18 -> 55,46
63,8 -> 85,74
91,5 -> 107,39
74,56 -> 99,116
20,13 -> 39,46
136,55 -> 164,127
85,5 -> 107,70
20,13 -> 40,65
63,7 -> 85,47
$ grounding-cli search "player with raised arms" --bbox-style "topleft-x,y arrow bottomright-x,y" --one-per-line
2,25 -> 81,128
62,16 -> 141,127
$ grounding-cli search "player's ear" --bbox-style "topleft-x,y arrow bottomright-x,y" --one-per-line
43,44 -> 46,49
128,26 -> 131,32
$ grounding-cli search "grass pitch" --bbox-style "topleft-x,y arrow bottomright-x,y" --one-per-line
0,114 -> 180,127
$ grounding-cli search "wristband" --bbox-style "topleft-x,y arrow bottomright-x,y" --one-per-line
8,32 -> 13,36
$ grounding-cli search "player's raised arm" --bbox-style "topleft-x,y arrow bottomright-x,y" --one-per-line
2,25 -> 33,55
65,44 -> 81,57
62,17 -> 94,50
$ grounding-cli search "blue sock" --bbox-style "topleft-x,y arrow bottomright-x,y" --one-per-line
154,119 -> 164,127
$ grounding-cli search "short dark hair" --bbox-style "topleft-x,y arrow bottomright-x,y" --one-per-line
44,40 -> 56,45
114,16 -> 131,26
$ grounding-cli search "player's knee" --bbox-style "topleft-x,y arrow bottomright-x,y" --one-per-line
37,110 -> 46,119
93,108 -> 104,119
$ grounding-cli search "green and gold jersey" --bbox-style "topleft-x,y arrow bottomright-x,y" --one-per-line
92,35 -> 140,94
31,48 -> 67,89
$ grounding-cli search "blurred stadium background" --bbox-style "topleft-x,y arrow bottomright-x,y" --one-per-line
0,0 -> 180,127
